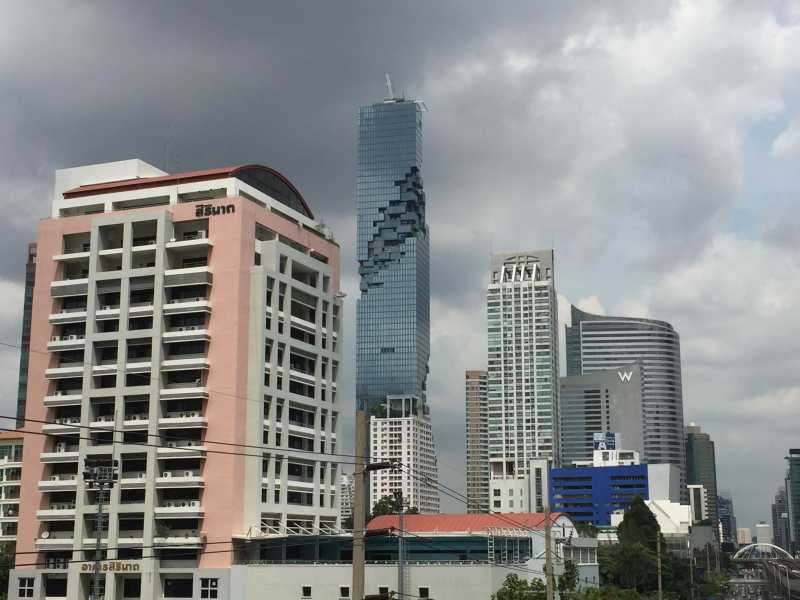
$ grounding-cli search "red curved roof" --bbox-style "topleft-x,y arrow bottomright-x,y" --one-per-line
367,512 -> 564,534
62,164 -> 313,219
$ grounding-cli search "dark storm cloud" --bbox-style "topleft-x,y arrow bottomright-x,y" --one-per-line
1,0 -> 799,527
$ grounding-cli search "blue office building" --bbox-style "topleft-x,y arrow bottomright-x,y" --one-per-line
549,464 -> 650,525
356,95 -> 430,413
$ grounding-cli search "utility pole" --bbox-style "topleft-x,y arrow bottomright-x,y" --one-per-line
657,535 -> 663,600
688,538 -> 694,600
395,490 -> 405,600
544,504 -> 554,600
83,457 -> 118,600
352,407 -> 395,600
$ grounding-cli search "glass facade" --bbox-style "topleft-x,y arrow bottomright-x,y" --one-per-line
356,99 -> 429,414
566,306 -> 686,484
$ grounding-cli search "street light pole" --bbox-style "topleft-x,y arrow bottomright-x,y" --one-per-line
351,406 -> 395,600
83,458 -> 118,600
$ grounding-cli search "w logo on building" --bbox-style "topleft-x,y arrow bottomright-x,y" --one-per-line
618,370 -> 633,383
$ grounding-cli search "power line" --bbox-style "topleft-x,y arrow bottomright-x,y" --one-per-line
0,412 -> 365,462
0,425 -> 363,467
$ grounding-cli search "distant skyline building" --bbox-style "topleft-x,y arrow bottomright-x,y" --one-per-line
369,396 -> 439,513
737,527 -> 753,546
465,370 -> 489,513
487,251 -> 559,513
355,90 -> 438,510
559,366 -> 643,466
339,473 -> 355,526
772,485 -> 790,551
717,490 -> 737,548
785,449 -> 800,553
566,306 -> 687,490
687,484 -> 709,524
685,423 -> 719,531
754,521 -> 773,544
15,242 -> 36,426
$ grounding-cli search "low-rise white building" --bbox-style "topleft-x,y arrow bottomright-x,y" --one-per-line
231,512 -> 599,600
0,432 -> 23,541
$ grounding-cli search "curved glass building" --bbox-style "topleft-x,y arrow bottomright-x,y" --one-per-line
566,306 -> 686,481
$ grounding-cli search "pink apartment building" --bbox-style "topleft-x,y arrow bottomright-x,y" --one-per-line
10,160 -> 343,600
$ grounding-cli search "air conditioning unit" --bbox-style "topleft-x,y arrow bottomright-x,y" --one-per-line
55,442 -> 67,453
68,334 -> 78,340
167,441 -> 178,448
138,472 -> 146,479
184,470 -> 193,477
50,475 -> 59,481
54,391 -> 63,396
69,474 -> 76,480
102,305 -> 112,311
51,335 -> 60,342
170,237 -> 176,243
162,472 -> 172,477
40,531 -> 50,539
197,230 -> 207,239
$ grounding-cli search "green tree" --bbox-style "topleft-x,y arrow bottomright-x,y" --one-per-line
557,560 -> 579,598
491,573 -> 546,600
370,495 -> 398,518
616,496 -> 660,552
0,542 -> 14,600
598,543 -> 657,592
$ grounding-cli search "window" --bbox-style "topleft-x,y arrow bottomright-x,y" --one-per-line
419,587 -> 430,599
201,578 -> 219,599
19,577 -> 34,598
493,489 -> 500,497
302,586 -> 312,598
163,577 -> 193,598
378,587 -> 389,597
339,586 -> 350,598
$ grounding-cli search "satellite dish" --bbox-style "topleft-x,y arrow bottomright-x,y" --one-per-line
41,531 -> 50,539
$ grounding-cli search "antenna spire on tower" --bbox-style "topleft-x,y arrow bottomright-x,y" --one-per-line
385,73 -> 395,100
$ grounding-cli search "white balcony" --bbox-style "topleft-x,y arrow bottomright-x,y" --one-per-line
154,500 -> 203,517
45,366 -> 84,379
49,309 -> 88,324
129,303 -> 154,318
153,530 -> 204,547
37,505 -> 76,520
159,413 -> 207,429
41,420 -> 80,435
92,364 -> 117,375
289,369 -> 316,385
38,475 -> 78,491
122,416 -> 149,430
156,471 -> 204,488
162,298 -> 212,316
98,246 -> 123,256
120,472 -> 148,489
156,441 -> 206,458
44,392 -> 82,407
52,250 -> 90,262
166,236 -> 212,250
160,385 -> 208,400
165,266 -> 211,277
47,335 -> 86,351
40,448 -> 80,463
161,357 -> 209,371
95,305 -> 121,319
50,277 -> 89,289
163,327 -> 210,342
125,360 -> 153,374
289,314 -> 317,332
35,533 -> 74,549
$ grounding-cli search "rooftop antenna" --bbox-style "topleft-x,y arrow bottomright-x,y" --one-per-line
385,73 -> 395,100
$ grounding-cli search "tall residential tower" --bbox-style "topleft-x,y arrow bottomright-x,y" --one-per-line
9,160 -> 343,600
465,370 -> 489,513
356,91 -> 439,511
685,423 -> 719,529
487,252 -> 559,513
566,306 -> 687,489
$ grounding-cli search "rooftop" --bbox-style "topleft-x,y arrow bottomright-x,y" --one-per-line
367,512 -> 563,535
62,163 -> 314,219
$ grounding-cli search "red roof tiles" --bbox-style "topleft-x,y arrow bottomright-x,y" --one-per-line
366,512 -> 562,534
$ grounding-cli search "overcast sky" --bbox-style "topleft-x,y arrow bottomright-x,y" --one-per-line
2,1 -> 800,531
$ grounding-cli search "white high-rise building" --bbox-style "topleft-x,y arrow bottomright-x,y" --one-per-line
487,252 -> 559,513
370,396 -> 439,513
339,473 -> 355,525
